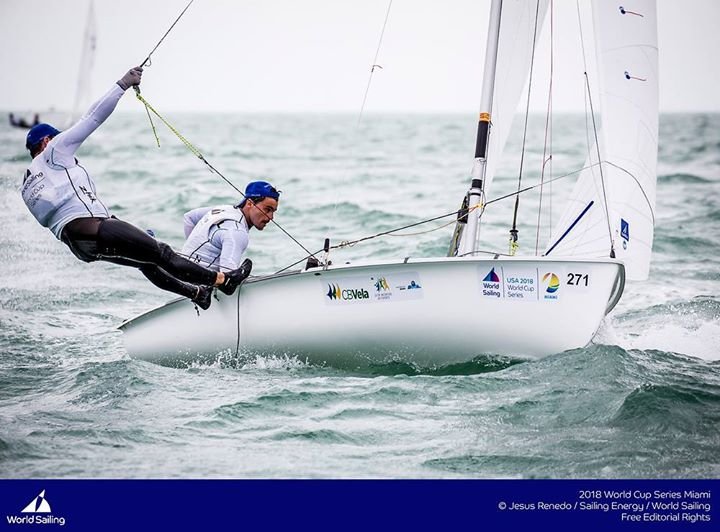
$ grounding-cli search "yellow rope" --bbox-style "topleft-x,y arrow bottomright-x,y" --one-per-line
509,236 -> 519,256
135,92 -> 205,160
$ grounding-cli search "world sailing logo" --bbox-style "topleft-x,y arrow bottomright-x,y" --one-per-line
481,267 -> 501,298
483,268 -> 500,283
5,490 -> 66,526
22,490 -> 51,514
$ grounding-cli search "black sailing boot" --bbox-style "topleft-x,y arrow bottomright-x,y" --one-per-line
192,285 -> 213,310
218,258 -> 253,296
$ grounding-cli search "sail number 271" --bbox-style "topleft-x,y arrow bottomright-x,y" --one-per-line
567,273 -> 589,286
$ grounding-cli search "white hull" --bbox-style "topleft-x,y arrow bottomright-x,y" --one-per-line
119,256 -> 624,367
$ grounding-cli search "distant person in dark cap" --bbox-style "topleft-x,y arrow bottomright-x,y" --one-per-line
20,66 -> 251,310
9,113 -> 37,129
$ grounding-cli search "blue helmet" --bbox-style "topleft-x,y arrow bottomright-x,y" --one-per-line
26,123 -> 61,151
244,180 -> 280,201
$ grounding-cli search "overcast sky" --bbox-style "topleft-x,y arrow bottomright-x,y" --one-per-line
1,0 -> 718,114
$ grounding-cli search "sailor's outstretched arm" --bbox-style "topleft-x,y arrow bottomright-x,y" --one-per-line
51,67 -> 143,159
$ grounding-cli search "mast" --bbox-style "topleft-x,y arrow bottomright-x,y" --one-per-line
457,0 -> 503,257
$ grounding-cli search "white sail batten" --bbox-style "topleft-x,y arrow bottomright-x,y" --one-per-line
546,0 -> 658,281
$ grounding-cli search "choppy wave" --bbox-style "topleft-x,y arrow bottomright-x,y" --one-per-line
657,173 -> 712,184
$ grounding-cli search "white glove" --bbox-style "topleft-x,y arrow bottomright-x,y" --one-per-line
117,67 -> 143,91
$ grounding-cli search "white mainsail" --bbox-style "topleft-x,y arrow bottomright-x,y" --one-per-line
545,0 -> 658,280
70,0 -> 97,123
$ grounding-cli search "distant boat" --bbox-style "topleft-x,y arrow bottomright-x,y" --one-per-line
120,0 -> 658,367
8,113 -> 39,130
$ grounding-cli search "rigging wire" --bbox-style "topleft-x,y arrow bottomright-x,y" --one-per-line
535,0 -> 554,255
508,0 -> 542,256
575,0 -> 615,257
134,0 -> 197,147
329,0 -> 394,229
330,205 -> 483,251
138,0 -> 196,68
357,0 -> 394,127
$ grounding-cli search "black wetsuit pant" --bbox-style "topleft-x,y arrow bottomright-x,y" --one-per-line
61,217 -> 215,300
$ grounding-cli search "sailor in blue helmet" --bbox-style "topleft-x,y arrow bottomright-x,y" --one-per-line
148,181 -> 280,302
20,67 -> 251,310
137,181 -> 279,308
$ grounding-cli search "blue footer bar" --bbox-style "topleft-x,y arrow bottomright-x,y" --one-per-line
0,479 -> 716,531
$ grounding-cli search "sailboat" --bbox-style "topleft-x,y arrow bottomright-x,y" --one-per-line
119,0 -> 658,367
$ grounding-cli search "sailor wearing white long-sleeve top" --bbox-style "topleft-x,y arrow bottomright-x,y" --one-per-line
181,181 -> 280,271
19,66 -> 252,310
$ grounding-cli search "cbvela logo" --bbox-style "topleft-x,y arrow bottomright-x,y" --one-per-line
326,283 -> 369,301
5,490 -> 66,526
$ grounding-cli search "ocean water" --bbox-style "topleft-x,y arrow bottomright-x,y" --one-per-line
0,111 -> 718,478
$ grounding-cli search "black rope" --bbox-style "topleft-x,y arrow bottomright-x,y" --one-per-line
133,1 -> 197,143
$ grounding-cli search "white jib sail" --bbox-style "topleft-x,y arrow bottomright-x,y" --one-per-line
545,0 -> 658,281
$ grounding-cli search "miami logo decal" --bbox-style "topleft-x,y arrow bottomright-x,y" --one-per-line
542,273 -> 560,293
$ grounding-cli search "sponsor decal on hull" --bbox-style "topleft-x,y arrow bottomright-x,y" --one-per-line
541,272 -> 560,301
324,273 -> 423,305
